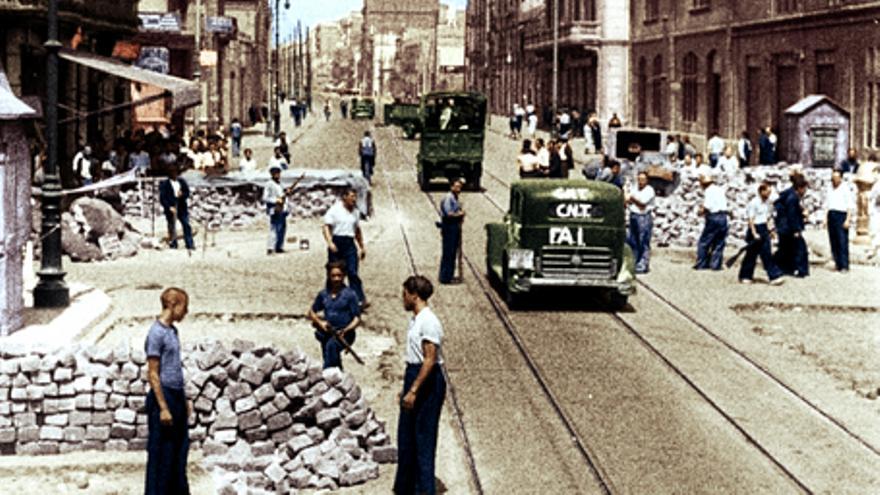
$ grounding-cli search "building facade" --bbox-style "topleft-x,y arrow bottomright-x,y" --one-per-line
630,0 -> 880,158
466,0 -> 630,125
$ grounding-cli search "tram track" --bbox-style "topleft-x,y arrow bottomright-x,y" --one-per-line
376,125 -> 872,492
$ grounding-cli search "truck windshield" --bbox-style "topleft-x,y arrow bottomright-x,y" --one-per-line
423,96 -> 485,132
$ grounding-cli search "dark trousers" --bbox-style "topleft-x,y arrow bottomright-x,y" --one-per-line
361,155 -> 375,183
738,224 -> 783,281
145,387 -> 190,495
439,221 -> 461,283
394,364 -> 446,495
695,212 -> 728,270
827,210 -> 849,270
775,233 -> 809,277
164,208 -> 194,249
268,209 -> 287,252
314,330 -> 356,370
329,235 -> 365,303
627,213 -> 652,272
709,153 -> 720,168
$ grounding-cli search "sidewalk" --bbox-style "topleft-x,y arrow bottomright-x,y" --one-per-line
236,101 -> 320,171
486,113 -> 603,166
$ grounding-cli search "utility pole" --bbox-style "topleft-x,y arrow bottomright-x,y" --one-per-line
292,24 -> 299,100
297,19 -> 304,101
35,0 -> 69,307
194,0 -> 202,132
552,0 -> 559,138
306,26 -> 312,110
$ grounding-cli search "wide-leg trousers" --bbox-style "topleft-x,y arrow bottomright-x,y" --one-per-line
394,364 -> 446,495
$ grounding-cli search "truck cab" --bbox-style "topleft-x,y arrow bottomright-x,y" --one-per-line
417,91 -> 486,191
485,179 -> 636,309
384,102 -> 421,138
351,98 -> 375,120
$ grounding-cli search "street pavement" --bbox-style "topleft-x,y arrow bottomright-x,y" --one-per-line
51,109 -> 880,493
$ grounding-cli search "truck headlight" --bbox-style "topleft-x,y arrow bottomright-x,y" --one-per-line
508,249 -> 535,271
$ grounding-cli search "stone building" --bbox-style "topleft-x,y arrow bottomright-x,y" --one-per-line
360,0 -> 439,97
630,0 -> 880,160
466,0 -> 630,124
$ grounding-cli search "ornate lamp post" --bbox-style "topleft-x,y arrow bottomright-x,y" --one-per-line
270,0 -> 290,137
34,0 -> 69,308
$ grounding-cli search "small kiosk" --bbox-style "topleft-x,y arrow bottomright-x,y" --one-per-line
783,95 -> 850,167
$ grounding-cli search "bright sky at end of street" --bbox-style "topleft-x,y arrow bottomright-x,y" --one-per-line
276,0 -> 468,40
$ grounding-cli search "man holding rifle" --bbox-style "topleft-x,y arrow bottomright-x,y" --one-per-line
262,165 -> 304,254
308,261 -> 362,370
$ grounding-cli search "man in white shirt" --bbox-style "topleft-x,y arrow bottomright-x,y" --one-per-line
825,170 -> 855,272
694,175 -> 729,270
129,143 -> 151,175
717,146 -> 739,179
535,138 -> 550,173
262,165 -> 288,254
239,148 -> 257,171
665,136 -> 679,163
73,145 -> 93,185
625,171 -> 655,273
706,133 -> 725,168
268,146 -> 288,171
738,182 -> 784,284
323,189 -> 368,308
527,109 -> 538,138
395,275 -> 445,495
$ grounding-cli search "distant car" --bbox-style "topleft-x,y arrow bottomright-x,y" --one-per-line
351,98 -> 375,120
485,179 -> 636,309
384,103 -> 421,139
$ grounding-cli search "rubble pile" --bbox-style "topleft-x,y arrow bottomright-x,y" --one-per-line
61,197 -> 142,262
0,339 -> 395,491
646,167 -> 839,248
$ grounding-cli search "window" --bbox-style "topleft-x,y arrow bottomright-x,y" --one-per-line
574,0 -> 596,21
692,0 -> 710,9
646,0 -> 660,22
776,0 -> 801,13
816,50 -> 836,101
652,55 -> 663,120
682,52 -> 698,122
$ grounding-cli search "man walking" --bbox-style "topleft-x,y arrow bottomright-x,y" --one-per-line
394,275 -> 446,495
694,175 -> 729,270
439,179 -> 465,284
262,165 -> 289,254
738,183 -> 784,284
359,130 -> 377,185
158,165 -> 195,250
626,171 -> 655,274
773,174 -> 810,277
145,287 -> 191,495
825,170 -> 855,272
324,189 -> 368,308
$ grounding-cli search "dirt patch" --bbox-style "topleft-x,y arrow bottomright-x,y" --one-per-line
734,303 -> 880,400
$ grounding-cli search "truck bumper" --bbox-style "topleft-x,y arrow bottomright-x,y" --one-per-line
512,276 -> 635,295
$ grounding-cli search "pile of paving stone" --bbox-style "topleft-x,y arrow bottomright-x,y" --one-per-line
60,197 -> 143,262
0,339 -> 395,491
643,166 -> 841,248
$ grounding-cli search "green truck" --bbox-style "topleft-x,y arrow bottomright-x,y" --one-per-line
383,102 -> 421,138
350,97 -> 375,120
417,91 -> 486,191
486,179 -> 637,309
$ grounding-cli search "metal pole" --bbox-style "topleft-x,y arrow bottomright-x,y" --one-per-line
552,0 -> 558,139
194,0 -> 202,133
273,0 -> 281,136
34,0 -> 70,307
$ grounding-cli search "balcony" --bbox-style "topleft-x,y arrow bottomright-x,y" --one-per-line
1,0 -> 139,30
524,21 -> 601,53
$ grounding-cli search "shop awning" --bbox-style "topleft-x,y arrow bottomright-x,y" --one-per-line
59,49 -> 200,111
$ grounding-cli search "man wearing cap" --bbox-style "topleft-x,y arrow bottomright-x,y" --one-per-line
694,174 -> 729,270
262,165 -> 289,254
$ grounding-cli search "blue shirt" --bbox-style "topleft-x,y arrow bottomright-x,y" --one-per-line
144,320 -> 185,390
311,287 -> 361,331
440,193 -> 462,220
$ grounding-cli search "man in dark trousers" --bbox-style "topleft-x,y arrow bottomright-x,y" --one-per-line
395,275 -> 446,495
438,178 -> 465,284
359,130 -> 377,184
825,170 -> 854,272
774,174 -> 810,277
159,165 -> 195,250
323,189 -> 368,309
758,127 -> 775,165
307,261 -> 362,370
694,175 -> 729,270
145,287 -> 190,495
738,182 -> 785,285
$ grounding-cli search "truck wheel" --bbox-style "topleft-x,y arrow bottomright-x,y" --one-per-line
608,292 -> 628,311
418,168 -> 428,191
468,173 -> 482,191
501,255 -> 521,309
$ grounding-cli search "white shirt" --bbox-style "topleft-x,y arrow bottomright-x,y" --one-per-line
826,183 -> 855,213
527,114 -> 538,132
514,106 -> 526,117
703,184 -> 728,213
406,307 -> 444,365
628,184 -> 656,214
239,157 -> 258,171
717,155 -> 739,176
707,136 -> 725,155
665,142 -> 679,157
695,164 -> 715,179
262,180 -> 284,206
517,152 -> 540,173
526,104 -> 535,114
737,139 -> 750,160
559,113 -> 571,125
170,179 -> 182,199
324,201 -> 359,237
746,196 -> 770,225
269,156 -> 288,171
537,148 -> 550,168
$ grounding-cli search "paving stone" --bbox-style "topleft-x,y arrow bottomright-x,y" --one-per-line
63,426 -> 86,442
120,362 -> 140,380
316,408 -> 342,430
92,411 -> 114,425
234,396 -> 257,414
19,355 -> 40,373
283,383 -> 303,401
306,427 -> 325,444
270,427 -> 295,445
239,366 -> 265,386
127,396 -> 146,412
338,374 -> 356,394
340,460 -> 380,486
189,370 -> 209,389
244,425 -> 268,442
321,387 -> 343,407
92,378 -> 111,394
111,380 -> 130,394
286,435 -> 314,456
18,441 -> 60,455
225,382 -> 252,402
110,424 -> 136,440
105,439 -> 129,452
53,367 -> 74,382
35,371 -> 52,385
93,392 -> 108,410
209,366 -> 229,386
129,380 -> 147,395
366,432 -> 389,447
214,429 -> 238,444
129,438 -> 147,451
0,359 -> 19,375
69,411 -> 92,426
190,426 -> 207,442
214,411 -> 238,430
44,414 -> 69,426
75,393 -> 92,410
17,426 -> 40,442
0,428 -> 16,443
11,373 -> 29,388
202,439 -> 229,456
82,440 -> 105,451
114,408 -> 136,424
313,476 -> 338,491
131,349 -> 147,365
307,381 -> 329,398
344,384 -> 362,403
321,367 -> 344,387
107,393 -> 126,409
40,426 -> 64,441
251,440 -> 275,457
288,467 -> 312,489
272,393 -> 291,412
253,383 -> 275,404
266,412 -> 292,432
194,396 -> 213,413
264,462 -> 286,484
238,410 -> 262,431
297,445 -> 322,469
202,381 -> 222,401
14,412 -> 36,427
26,384 -> 45,400
9,388 -> 26,401
345,409 -> 368,428
371,444 -> 398,464
137,425 -> 149,438
42,382 -> 59,397
10,402 -> 26,413
231,339 -> 255,356
258,402 -> 278,420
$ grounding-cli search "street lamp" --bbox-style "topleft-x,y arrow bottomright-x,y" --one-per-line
271,0 -> 290,137
34,0 -> 69,307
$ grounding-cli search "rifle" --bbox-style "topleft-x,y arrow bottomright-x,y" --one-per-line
329,326 -> 364,365
724,238 -> 763,268
273,173 -> 307,212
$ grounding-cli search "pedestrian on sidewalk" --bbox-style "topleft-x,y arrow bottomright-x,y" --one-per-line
262,165 -> 289,254
517,139 -> 542,178
275,132 -> 291,164
340,99 -> 348,119
514,103 -> 525,139
589,114 -> 603,154
394,275 -> 446,495
527,105 -> 538,139
825,170 -> 855,272
694,175 -> 729,270
230,118 -> 243,157
738,182 -> 784,284
535,138 -> 550,175
324,100 -> 332,121
359,130 -> 377,185
759,126 -> 776,165
626,171 -> 655,274
438,179 -> 465,284
145,287 -> 191,495
268,146 -> 288,171
307,260 -> 361,370
737,131 -> 752,168
323,189 -> 368,309
773,174 -> 810,277
159,164 -> 195,250
548,140 -> 565,178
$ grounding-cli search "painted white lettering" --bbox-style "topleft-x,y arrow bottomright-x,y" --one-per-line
554,203 -> 594,219
549,227 -> 575,246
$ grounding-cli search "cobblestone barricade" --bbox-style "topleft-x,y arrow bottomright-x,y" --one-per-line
0,340 -> 396,491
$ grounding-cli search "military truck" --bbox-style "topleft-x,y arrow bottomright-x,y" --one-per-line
417,91 -> 486,191
351,98 -> 375,120
485,179 -> 636,309
384,102 -> 421,138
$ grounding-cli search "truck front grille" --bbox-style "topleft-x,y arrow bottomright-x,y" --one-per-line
539,246 -> 616,279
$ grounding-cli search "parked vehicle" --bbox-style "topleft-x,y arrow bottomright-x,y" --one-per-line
351,98 -> 375,120
384,102 -> 421,139
485,179 -> 636,309
417,91 -> 487,191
